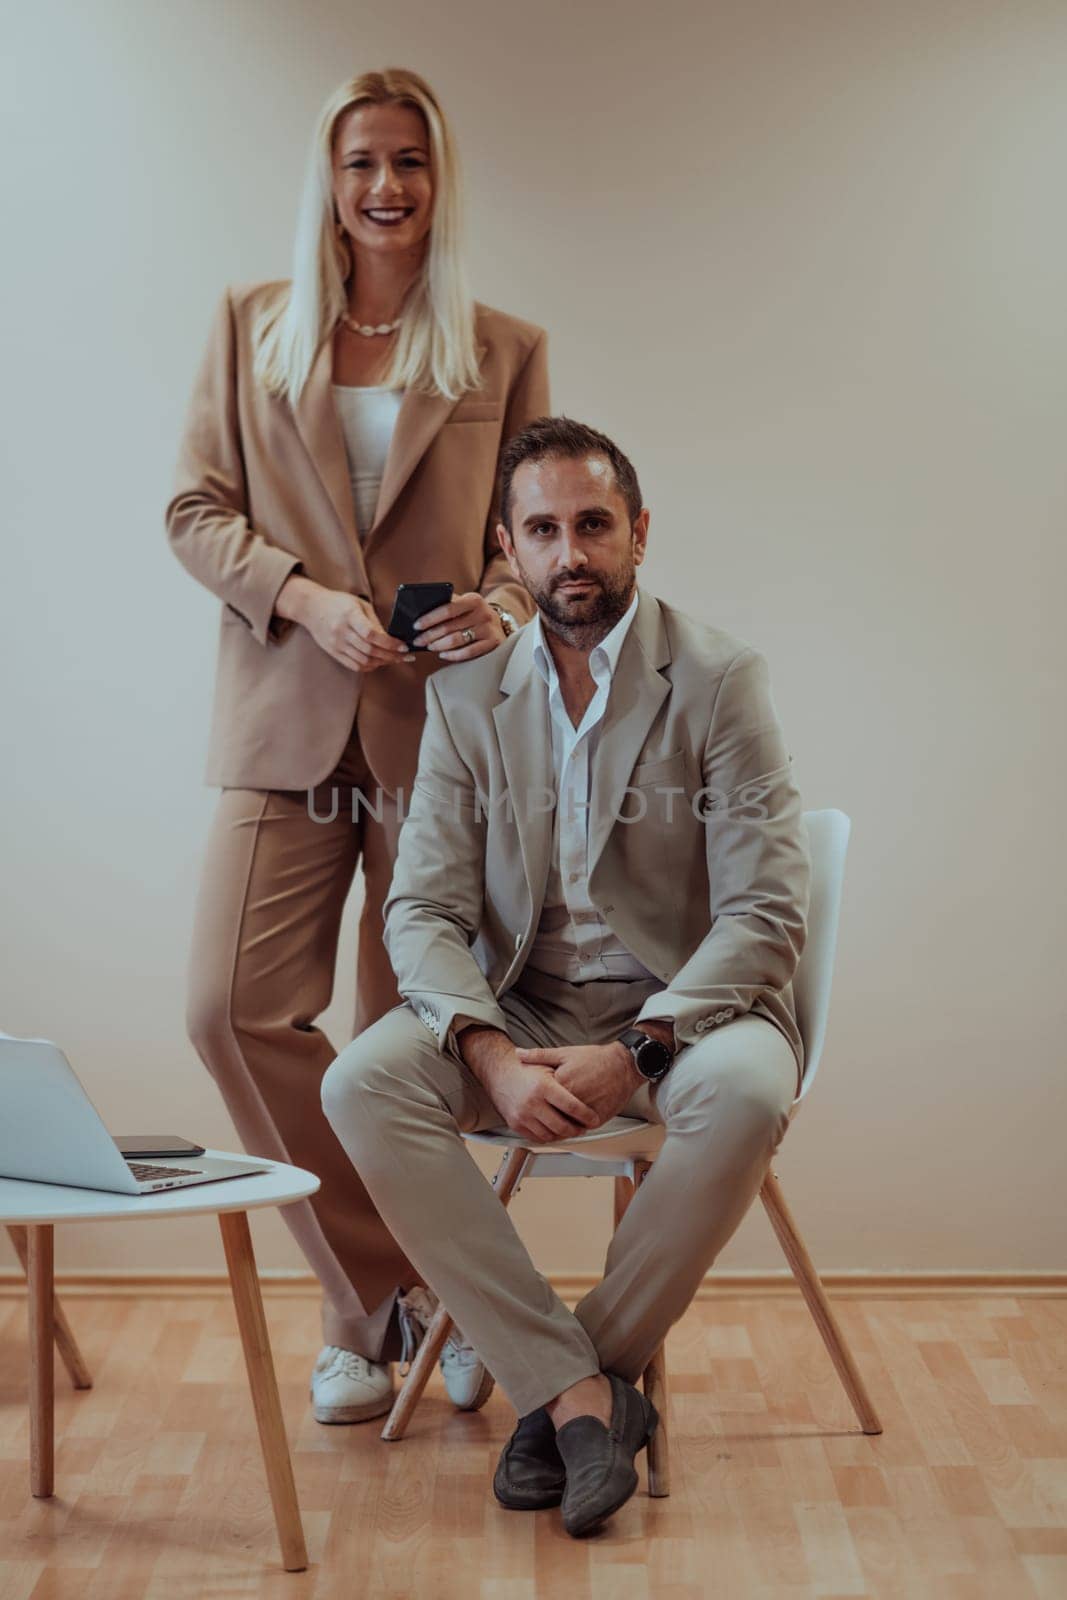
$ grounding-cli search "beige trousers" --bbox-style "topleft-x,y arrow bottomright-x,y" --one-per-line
321,965 -> 799,1417
186,718 -> 419,1361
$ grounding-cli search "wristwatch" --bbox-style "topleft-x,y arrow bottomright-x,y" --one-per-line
618,1027 -> 674,1084
488,601 -> 518,638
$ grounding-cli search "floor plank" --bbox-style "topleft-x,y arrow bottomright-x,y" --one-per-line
0,1292 -> 1063,1597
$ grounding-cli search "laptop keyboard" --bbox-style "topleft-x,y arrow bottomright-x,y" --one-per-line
127,1161 -> 204,1180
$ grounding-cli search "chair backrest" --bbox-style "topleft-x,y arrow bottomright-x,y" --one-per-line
792,809 -> 851,1102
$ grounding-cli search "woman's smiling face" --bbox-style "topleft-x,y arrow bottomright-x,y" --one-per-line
331,100 -> 434,260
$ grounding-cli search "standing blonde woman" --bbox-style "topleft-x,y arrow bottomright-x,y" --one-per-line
167,68 -> 546,1425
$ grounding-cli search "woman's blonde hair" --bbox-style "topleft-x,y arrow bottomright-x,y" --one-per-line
253,68 -> 480,405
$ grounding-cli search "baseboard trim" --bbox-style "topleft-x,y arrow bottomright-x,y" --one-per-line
0,1267 -> 1063,1300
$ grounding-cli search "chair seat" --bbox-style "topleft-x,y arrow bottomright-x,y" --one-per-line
464,1115 -> 666,1169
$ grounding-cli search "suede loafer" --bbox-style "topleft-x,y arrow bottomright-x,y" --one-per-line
493,1405 -> 567,1510
555,1372 -> 658,1537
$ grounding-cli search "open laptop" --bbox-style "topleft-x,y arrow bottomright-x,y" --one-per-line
0,1033 -> 271,1194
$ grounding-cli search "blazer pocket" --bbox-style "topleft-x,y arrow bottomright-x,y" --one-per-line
447,400 -> 503,424
629,750 -> 687,789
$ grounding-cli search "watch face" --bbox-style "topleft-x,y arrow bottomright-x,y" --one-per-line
630,1033 -> 672,1081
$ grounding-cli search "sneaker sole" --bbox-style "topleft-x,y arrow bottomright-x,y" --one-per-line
310,1387 -> 394,1424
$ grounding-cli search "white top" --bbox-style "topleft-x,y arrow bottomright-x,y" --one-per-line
332,384 -> 404,539
527,590 -> 658,983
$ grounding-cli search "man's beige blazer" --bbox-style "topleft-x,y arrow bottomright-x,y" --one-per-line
165,282 -> 547,793
383,588 -> 812,1079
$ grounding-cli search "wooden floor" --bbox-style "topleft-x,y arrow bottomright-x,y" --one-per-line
1,1289 -> 1065,1599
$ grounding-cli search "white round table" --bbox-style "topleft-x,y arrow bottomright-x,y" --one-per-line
1,1152 -> 320,1572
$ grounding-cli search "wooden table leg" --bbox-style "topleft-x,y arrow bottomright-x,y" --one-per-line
8,1224 -> 93,1390
218,1209 -> 308,1572
27,1224 -> 54,1497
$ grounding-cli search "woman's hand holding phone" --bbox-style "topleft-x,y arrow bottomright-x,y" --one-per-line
413,591 -> 507,661
277,576 -> 416,673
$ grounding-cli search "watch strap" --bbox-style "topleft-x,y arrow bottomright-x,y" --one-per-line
619,1027 -> 673,1082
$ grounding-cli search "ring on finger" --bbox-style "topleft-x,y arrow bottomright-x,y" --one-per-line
461,626 -> 475,645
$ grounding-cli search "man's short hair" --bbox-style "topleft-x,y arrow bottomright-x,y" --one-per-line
497,416 -> 643,532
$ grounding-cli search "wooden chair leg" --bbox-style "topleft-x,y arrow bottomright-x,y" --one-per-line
8,1224 -> 93,1391
627,1162 -> 671,1496
27,1225 -> 55,1498
381,1145 -> 530,1443
759,1165 -> 883,1435
380,1297 -> 455,1442
218,1209 -> 308,1572
642,1343 -> 670,1497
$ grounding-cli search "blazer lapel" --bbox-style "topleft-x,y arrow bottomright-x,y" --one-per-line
492,625 -> 555,921
586,590 -> 672,879
365,333 -> 489,548
364,387 -> 456,550
293,334 -> 363,550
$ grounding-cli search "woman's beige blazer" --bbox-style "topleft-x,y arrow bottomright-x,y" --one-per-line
165,281 -> 548,793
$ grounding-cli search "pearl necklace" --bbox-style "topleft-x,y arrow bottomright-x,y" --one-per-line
342,313 -> 401,338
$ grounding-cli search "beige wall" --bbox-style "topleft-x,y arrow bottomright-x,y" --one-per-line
2,0 -> 1064,1286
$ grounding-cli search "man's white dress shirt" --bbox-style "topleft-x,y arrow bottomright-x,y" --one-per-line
444,589 -> 680,1053
525,591 -> 658,983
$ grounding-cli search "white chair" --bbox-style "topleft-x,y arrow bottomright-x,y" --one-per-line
382,809 -> 881,1495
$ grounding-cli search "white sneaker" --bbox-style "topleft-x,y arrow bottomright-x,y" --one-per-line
309,1344 -> 394,1423
398,1286 -> 495,1412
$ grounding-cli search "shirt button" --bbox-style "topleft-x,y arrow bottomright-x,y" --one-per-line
568,872 -> 580,884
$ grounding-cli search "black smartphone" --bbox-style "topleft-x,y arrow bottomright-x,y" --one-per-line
386,582 -> 454,647
113,1136 -> 207,1158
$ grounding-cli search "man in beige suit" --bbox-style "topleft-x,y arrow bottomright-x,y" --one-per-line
321,417 -> 810,1535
